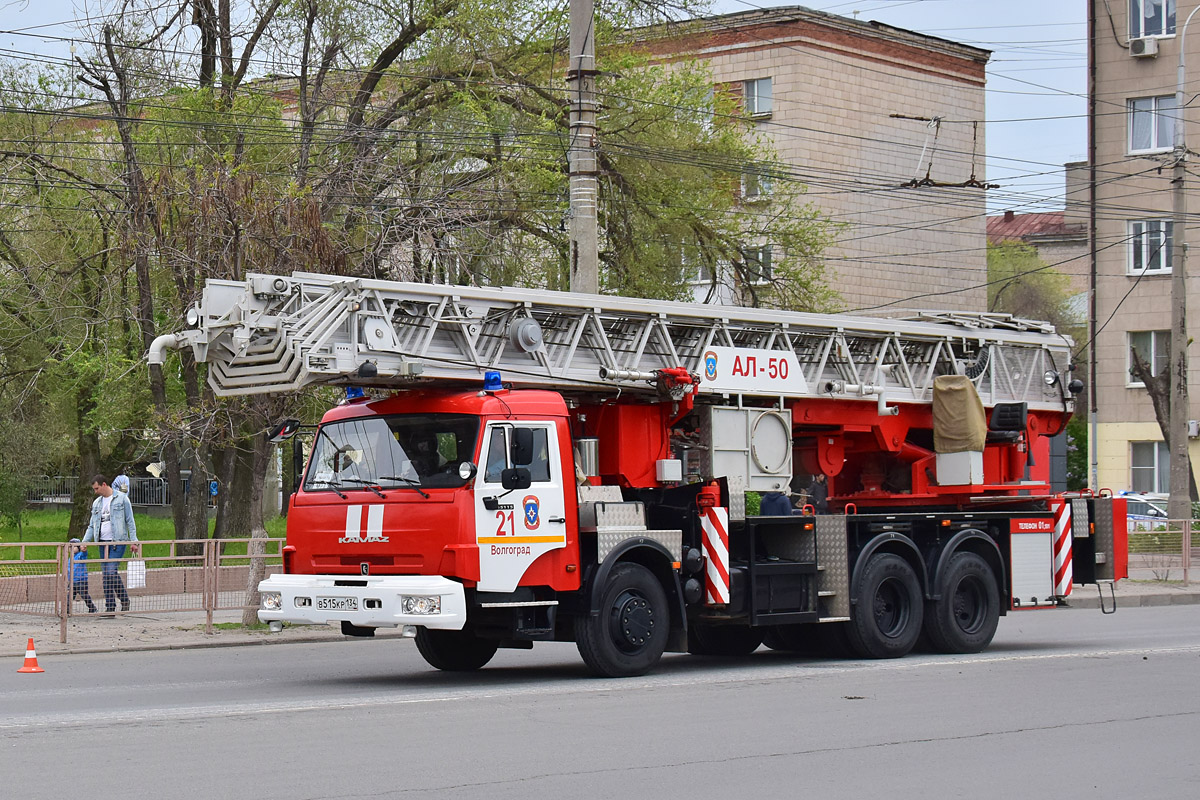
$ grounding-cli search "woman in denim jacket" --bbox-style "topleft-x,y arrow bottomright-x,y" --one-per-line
81,474 -> 140,613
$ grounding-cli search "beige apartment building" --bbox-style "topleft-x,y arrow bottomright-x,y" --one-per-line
1091,0 -> 1200,494
636,7 -> 991,312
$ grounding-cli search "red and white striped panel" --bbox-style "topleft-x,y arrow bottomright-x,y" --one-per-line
700,506 -> 730,605
1052,499 -> 1073,597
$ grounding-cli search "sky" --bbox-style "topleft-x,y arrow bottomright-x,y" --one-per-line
0,0 -> 1087,212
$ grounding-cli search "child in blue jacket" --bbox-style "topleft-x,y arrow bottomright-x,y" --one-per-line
69,538 -> 97,614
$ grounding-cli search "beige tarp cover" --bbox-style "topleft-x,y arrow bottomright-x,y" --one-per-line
932,375 -> 986,453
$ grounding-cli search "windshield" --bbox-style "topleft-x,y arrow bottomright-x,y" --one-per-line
304,414 -> 479,492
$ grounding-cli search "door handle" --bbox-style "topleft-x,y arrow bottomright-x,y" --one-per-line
549,517 -> 566,523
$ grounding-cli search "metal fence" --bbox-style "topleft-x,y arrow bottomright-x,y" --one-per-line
1127,519 -> 1194,583
25,476 -> 213,507
0,538 -> 283,643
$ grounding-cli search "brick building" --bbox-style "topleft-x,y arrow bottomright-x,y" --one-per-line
1089,0 -> 1200,496
634,7 -> 992,312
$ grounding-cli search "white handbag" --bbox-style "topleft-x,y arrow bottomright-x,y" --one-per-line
127,559 -> 147,590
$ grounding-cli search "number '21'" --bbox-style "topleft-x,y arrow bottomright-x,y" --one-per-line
495,510 -> 514,536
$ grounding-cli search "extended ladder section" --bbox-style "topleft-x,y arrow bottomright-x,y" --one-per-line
154,271 -> 1075,412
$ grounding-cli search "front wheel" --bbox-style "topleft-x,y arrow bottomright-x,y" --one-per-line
846,553 -> 923,659
415,627 -> 498,672
923,552 -> 1000,654
575,562 -> 669,678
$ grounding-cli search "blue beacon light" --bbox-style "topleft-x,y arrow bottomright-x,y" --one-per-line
345,386 -> 366,401
483,371 -> 504,392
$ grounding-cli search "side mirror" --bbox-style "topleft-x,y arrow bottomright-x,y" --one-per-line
501,467 -> 532,491
510,428 -> 534,466
266,419 -> 301,444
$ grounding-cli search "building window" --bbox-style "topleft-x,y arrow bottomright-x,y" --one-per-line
741,169 -> 773,201
1129,95 -> 1176,153
1128,330 -> 1169,386
741,245 -> 772,283
744,78 -> 772,117
1128,220 -> 1173,274
1130,0 -> 1176,38
1130,440 -> 1169,494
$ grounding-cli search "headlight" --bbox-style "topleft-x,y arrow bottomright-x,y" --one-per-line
261,591 -> 282,611
401,595 -> 441,615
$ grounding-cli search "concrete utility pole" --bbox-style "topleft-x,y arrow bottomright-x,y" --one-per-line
567,0 -> 599,294
1168,6 -> 1200,520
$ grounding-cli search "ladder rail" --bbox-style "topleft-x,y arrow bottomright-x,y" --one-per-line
163,272 -> 1076,412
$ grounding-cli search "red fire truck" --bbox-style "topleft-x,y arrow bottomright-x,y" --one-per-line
152,272 -> 1126,677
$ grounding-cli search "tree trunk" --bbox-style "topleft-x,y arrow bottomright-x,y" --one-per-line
1129,351 -> 1198,501
69,386 -> 101,536
221,440 -> 256,537
243,434 -> 272,625
211,444 -> 233,539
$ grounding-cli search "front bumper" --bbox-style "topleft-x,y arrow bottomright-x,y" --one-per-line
257,574 -> 467,630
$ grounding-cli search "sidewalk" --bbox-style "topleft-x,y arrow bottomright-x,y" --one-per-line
1,609 -> 406,658
3,580 -> 1196,660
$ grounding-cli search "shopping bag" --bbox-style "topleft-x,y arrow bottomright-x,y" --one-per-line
127,559 -> 147,590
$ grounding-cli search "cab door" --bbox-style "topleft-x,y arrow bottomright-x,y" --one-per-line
474,421 -> 568,592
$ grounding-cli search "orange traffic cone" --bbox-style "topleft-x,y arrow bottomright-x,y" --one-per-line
17,638 -> 43,673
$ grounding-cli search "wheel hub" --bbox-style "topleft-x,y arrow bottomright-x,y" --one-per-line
610,589 -> 654,653
952,577 -> 985,633
873,578 -> 910,639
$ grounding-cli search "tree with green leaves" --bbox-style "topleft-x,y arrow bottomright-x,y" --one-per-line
2,0 -> 836,557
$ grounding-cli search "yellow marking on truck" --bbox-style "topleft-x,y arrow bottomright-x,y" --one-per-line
477,536 -> 566,544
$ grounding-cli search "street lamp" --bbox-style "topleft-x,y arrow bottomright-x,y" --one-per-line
1167,6 -> 1200,520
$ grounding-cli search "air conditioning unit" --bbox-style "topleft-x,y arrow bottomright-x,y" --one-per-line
1189,419 -> 1200,438
1131,37 -> 1160,58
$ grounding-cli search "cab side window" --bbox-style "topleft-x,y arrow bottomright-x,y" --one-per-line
526,428 -> 551,482
484,428 -> 507,483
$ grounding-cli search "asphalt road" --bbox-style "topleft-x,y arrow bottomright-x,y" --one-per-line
3,606 -> 1198,800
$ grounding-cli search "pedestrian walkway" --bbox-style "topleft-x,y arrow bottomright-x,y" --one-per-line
2,579 -> 1195,661
0,609 -> 406,658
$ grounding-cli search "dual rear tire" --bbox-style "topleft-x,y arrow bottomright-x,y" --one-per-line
846,550 -> 1000,659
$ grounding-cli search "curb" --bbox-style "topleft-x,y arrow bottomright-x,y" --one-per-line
35,631 -> 406,656
1061,589 -> 1200,610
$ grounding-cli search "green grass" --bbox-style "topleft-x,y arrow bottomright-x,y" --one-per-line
1,509 -> 288,563
212,621 -> 274,631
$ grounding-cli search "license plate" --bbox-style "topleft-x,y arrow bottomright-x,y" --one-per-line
317,596 -> 358,611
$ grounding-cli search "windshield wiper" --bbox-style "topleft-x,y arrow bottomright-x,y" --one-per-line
343,478 -> 386,498
378,476 -> 431,499
307,479 -> 348,499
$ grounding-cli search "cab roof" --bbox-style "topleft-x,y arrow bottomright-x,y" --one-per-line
320,388 -> 570,424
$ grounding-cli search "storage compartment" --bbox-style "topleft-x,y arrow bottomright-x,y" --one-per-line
936,450 -> 984,486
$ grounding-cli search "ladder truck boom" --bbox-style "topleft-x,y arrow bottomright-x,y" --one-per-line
151,271 -> 1075,416
150,272 -> 1123,679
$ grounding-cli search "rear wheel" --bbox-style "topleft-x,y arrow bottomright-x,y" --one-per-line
575,562 -> 669,678
415,627 -> 498,672
687,623 -> 763,656
923,552 -> 1000,654
846,553 -> 923,659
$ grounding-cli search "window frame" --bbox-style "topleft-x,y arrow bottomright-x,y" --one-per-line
1129,0 -> 1177,39
1130,440 -> 1169,495
1127,219 -> 1173,275
1128,95 -> 1177,154
1127,329 -> 1170,388
741,168 -> 773,202
744,77 -> 773,118
741,244 -> 773,284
